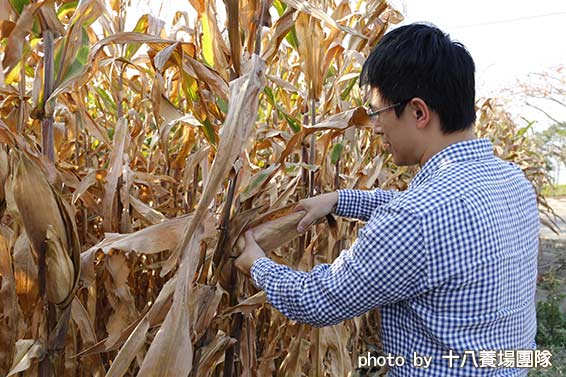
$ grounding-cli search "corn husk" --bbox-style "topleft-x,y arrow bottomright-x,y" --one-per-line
234,209 -> 327,256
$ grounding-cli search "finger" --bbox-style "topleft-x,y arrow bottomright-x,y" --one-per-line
297,215 -> 314,233
245,230 -> 255,241
292,203 -> 304,212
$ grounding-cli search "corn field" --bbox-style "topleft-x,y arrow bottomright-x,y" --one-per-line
0,0 -> 555,376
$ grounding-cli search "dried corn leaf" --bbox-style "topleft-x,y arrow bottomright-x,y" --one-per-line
104,253 -> 137,347
189,284 -> 223,341
12,233 -> 38,316
85,214 -> 191,255
295,13 -> 324,99
7,340 -> 45,377
2,3 -> 42,73
221,291 -> 267,317
136,223 -> 204,377
196,332 -> 237,377
280,0 -> 366,38
69,299 -> 104,376
0,227 -> 17,376
102,117 -> 129,232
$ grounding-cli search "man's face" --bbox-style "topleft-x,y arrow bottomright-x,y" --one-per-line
368,90 -> 420,166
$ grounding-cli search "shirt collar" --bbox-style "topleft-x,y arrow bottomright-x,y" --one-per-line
410,138 -> 493,189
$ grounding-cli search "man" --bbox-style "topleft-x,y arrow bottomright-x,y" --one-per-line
235,23 -> 539,376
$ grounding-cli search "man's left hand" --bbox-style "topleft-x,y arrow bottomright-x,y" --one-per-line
235,230 -> 267,276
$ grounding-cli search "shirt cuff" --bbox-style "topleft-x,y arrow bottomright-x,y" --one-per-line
335,189 -> 361,218
250,257 -> 277,290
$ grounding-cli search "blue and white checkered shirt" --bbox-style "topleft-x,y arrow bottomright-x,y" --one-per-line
251,138 -> 539,376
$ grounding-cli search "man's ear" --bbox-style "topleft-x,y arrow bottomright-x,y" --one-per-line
409,98 -> 430,129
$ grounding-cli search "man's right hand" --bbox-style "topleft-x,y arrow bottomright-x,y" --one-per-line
293,192 -> 339,233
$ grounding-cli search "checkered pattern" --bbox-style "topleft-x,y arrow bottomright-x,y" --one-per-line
251,138 -> 539,376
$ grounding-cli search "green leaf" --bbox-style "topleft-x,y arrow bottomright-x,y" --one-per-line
284,162 -> 318,173
181,72 -> 200,102
263,87 -> 301,133
285,26 -> 299,50
95,87 -> 117,113
55,28 -> 90,85
240,164 -> 280,201
217,97 -> 228,114
60,44 -> 89,84
201,117 -> 217,148
263,87 -> 276,105
282,112 -> 301,133
340,75 -> 358,100
8,0 -> 29,15
330,142 -> 344,165
125,15 -> 149,59
273,0 -> 287,15
57,1 -> 78,19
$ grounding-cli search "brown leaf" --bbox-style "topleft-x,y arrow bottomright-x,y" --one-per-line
136,223 -> 204,377
69,299 -> 105,376
84,214 -> 191,255
0,145 -> 8,203
276,325 -> 308,377
262,8 -> 297,64
221,291 -> 267,317
102,117 -> 129,232
12,233 -> 38,316
0,227 -> 17,376
280,0 -> 366,38
84,275 -> 176,373
72,168 -> 99,205
129,195 -> 166,225
189,284 -> 223,341
7,339 -> 45,377
295,13 -> 324,99
2,3 -> 42,73
104,253 -> 137,347
196,332 -> 237,377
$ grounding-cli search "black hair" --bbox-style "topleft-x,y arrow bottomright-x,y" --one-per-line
360,23 -> 476,133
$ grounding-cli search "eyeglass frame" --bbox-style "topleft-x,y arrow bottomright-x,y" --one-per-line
365,102 -> 402,119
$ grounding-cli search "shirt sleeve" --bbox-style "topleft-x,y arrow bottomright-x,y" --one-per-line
335,188 -> 398,221
250,206 -> 429,328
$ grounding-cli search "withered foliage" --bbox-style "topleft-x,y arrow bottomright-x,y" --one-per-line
0,0 -> 552,376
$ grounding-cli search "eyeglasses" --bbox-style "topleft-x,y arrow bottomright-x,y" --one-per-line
366,102 -> 402,119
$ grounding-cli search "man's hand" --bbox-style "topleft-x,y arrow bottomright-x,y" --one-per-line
235,230 -> 267,276
293,192 -> 338,233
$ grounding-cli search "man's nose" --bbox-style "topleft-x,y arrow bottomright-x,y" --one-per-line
373,124 -> 383,134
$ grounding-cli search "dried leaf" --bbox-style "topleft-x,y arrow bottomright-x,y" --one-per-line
196,332 -> 237,377
137,223 -> 204,377
2,3 -> 42,73
85,215 -> 191,255
102,117 -> 129,231
0,227 -> 17,376
7,340 -> 45,376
